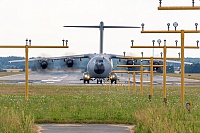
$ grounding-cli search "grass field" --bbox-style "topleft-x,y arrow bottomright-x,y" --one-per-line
0,72 -> 24,77
156,73 -> 200,80
0,84 -> 200,132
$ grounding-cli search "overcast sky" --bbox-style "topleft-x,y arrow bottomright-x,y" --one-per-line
0,0 -> 199,58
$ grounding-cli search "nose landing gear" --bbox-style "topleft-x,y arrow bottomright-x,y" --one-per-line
97,79 -> 103,84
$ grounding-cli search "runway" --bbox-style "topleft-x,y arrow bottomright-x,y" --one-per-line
38,124 -> 132,133
0,71 -> 199,86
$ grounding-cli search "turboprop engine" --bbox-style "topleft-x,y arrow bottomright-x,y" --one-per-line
32,59 -> 54,71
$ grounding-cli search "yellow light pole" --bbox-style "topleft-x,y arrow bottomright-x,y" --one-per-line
120,73 -> 123,89
25,44 -> 29,99
116,62 -> 163,96
130,42 -> 199,103
113,70 -> 156,95
181,30 -> 185,104
113,68 -> 158,92
163,43 -> 167,101
158,0 -> 200,10
133,72 -> 136,93
150,57 -> 153,97
140,26 -> 200,105
140,65 -> 143,95
0,41 -> 68,100
157,4 -> 200,105
158,6 -> 200,10
128,72 -> 130,90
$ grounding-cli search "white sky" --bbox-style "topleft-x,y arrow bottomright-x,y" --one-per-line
0,0 -> 199,58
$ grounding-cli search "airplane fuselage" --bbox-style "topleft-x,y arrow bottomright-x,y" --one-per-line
87,54 -> 112,78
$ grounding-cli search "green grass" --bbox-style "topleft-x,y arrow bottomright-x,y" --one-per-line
156,73 -> 200,80
0,107 -> 35,133
0,84 -> 200,132
0,72 -> 24,77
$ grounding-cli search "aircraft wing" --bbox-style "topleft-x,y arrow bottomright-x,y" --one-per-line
107,54 -> 193,65
8,54 -> 94,72
43,54 -> 94,60
107,54 -> 123,59
166,60 -> 192,65
8,54 -> 94,63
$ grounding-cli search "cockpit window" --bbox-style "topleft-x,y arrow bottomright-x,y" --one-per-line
96,59 -> 103,63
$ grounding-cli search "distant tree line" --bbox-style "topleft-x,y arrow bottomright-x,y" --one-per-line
185,63 -> 200,73
0,56 -> 26,71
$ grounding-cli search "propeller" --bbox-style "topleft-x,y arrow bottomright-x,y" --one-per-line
31,59 -> 54,72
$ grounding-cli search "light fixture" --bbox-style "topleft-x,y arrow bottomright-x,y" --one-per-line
192,0 -> 195,7
163,98 -> 167,104
29,40 -> 31,46
131,40 -> 134,46
178,52 -> 180,58
141,52 -> 143,57
197,40 -> 199,47
157,39 -> 161,46
159,0 -> 162,7
152,40 -> 155,46
141,23 -> 145,31
160,52 -> 163,58
123,51 -> 126,56
164,39 -> 166,46
65,40 -> 68,46
62,39 -> 65,46
175,40 -> 178,46
173,22 -> 178,31
195,23 -> 198,30
149,95 -> 152,101
26,38 -> 28,45
167,23 -> 170,31
186,102 -> 191,112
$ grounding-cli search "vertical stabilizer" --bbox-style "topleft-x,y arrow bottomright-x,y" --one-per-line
99,21 -> 104,54
63,22 -> 140,55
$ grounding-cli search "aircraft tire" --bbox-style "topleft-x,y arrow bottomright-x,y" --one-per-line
111,80 -> 113,84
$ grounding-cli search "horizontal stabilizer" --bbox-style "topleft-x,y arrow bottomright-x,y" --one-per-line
63,26 -> 140,28
104,26 -> 140,28
63,26 -> 99,28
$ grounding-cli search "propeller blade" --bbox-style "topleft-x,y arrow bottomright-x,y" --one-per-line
104,26 -> 141,28
63,26 -> 99,28
63,26 -> 141,28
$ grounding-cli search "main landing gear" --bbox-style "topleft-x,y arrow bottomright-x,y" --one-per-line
83,80 -> 89,84
111,80 -> 117,84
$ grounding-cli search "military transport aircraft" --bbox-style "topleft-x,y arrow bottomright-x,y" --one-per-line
9,21 -> 142,84
9,22 -> 140,84
9,21 -> 192,84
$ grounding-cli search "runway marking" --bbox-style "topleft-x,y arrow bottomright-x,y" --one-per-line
0,74 -> 24,78
60,75 -> 68,78
41,79 -> 63,82
46,82 -> 55,84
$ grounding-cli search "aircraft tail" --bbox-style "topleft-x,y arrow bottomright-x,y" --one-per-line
63,21 -> 140,54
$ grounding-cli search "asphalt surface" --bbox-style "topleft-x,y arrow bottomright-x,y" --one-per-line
0,71 -> 199,86
38,124 -> 133,133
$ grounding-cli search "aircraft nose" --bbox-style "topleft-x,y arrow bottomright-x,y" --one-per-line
94,63 -> 105,74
